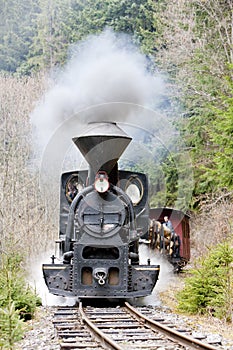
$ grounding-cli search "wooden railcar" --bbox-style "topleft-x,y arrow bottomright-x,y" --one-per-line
149,207 -> 190,271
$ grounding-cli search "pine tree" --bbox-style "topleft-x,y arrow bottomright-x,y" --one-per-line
177,242 -> 233,321
209,79 -> 233,189
0,0 -> 39,72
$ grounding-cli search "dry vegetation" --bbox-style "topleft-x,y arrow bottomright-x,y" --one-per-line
0,74 -> 57,259
190,194 -> 233,262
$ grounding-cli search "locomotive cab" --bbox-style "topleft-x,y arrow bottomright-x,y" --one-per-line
42,122 -> 160,298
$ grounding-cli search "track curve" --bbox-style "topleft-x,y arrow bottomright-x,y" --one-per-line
53,302 -> 219,350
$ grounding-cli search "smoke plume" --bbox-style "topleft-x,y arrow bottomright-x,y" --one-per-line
31,29 -> 166,157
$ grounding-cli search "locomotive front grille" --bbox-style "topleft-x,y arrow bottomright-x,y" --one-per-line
72,243 -> 128,296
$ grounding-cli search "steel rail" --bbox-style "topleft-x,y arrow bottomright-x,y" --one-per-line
125,302 -> 218,350
79,302 -> 123,350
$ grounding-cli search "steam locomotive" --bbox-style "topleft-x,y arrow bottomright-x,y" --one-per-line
42,122 -> 160,298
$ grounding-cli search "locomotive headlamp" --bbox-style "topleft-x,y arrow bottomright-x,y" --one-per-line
94,171 -> 109,193
125,176 -> 144,205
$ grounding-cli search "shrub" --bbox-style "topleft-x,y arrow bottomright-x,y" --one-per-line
0,252 -> 42,319
0,302 -> 24,349
0,251 -> 42,347
177,242 -> 233,322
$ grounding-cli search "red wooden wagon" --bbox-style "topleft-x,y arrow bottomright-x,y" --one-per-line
149,207 -> 190,271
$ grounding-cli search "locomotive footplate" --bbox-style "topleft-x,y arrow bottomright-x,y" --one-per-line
42,264 -> 73,296
42,263 -> 160,298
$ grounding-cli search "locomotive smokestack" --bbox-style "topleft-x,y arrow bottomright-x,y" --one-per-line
73,122 -> 132,183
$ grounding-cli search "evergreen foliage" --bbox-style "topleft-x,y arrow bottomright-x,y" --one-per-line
177,242 -> 233,321
191,78 -> 233,194
59,0 -> 157,55
0,302 -> 24,349
0,0 -> 39,73
25,0 -> 71,73
0,252 -> 42,321
183,0 -> 233,198
1,0 -> 157,73
154,0 -> 233,203
208,79 -> 233,190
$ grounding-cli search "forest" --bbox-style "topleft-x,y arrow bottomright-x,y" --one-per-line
0,0 -> 233,345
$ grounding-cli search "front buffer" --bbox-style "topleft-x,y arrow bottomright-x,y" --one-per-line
42,261 -> 160,298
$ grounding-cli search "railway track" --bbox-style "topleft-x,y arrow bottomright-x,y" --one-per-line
53,302 -> 219,350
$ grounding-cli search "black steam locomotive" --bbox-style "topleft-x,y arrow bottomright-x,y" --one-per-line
42,122 -> 160,298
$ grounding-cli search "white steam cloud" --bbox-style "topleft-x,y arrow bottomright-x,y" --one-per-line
31,29 -> 166,155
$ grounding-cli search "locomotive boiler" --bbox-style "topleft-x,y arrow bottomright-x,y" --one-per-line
42,122 -> 160,298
